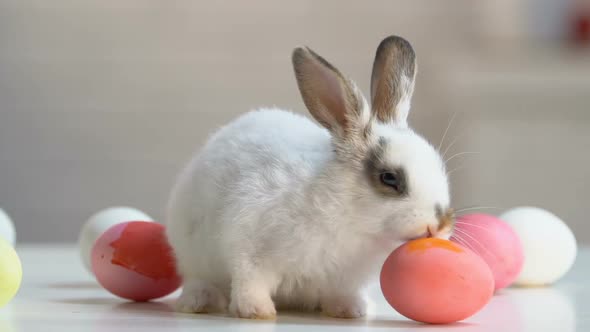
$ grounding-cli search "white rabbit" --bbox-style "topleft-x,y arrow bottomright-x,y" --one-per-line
166,36 -> 454,319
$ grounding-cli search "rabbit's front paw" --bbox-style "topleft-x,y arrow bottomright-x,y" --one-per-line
175,280 -> 227,313
322,293 -> 367,318
229,288 -> 276,319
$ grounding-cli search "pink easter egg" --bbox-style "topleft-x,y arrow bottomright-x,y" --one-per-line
381,238 -> 494,324
91,221 -> 181,301
451,213 -> 524,290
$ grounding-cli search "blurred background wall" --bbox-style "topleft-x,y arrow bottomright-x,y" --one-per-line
1,0 -> 589,243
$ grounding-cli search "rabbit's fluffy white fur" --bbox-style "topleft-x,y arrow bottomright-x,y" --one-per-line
166,36 -> 453,319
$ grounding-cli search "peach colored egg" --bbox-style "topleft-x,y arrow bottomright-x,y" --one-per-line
380,238 -> 494,324
91,221 -> 181,301
451,214 -> 524,290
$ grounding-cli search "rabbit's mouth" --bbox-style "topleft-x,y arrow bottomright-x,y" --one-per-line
404,230 -> 431,242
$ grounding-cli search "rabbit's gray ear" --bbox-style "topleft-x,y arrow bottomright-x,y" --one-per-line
370,36 -> 417,127
292,46 -> 366,137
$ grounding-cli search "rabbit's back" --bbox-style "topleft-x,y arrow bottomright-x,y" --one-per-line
209,108 -> 331,179
195,108 -> 332,204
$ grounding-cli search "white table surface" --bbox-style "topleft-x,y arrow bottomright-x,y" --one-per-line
1,245 -> 586,332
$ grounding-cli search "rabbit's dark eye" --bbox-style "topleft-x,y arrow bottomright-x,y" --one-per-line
380,172 -> 399,191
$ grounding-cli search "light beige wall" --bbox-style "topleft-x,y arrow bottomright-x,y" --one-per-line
1,0 -> 588,243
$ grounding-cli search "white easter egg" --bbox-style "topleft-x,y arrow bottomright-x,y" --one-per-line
78,206 -> 153,273
0,209 -> 16,246
500,207 -> 576,286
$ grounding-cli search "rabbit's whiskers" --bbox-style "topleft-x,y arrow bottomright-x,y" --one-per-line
437,111 -> 458,153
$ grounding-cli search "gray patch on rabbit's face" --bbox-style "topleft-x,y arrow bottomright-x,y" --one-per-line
364,137 -> 409,197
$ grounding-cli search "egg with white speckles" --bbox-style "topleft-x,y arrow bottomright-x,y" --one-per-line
78,207 -> 153,273
500,207 -> 576,286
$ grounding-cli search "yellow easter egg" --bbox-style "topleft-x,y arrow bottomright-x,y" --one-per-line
0,238 -> 22,307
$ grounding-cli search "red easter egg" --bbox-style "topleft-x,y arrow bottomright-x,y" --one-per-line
91,221 -> 181,301
451,213 -> 524,290
380,238 -> 494,324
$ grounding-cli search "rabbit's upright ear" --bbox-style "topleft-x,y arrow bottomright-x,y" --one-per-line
292,47 -> 367,138
370,36 -> 417,128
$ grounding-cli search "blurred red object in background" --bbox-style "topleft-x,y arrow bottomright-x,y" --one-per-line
571,4 -> 590,45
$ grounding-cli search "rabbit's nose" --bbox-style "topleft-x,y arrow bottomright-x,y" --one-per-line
436,207 -> 455,234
